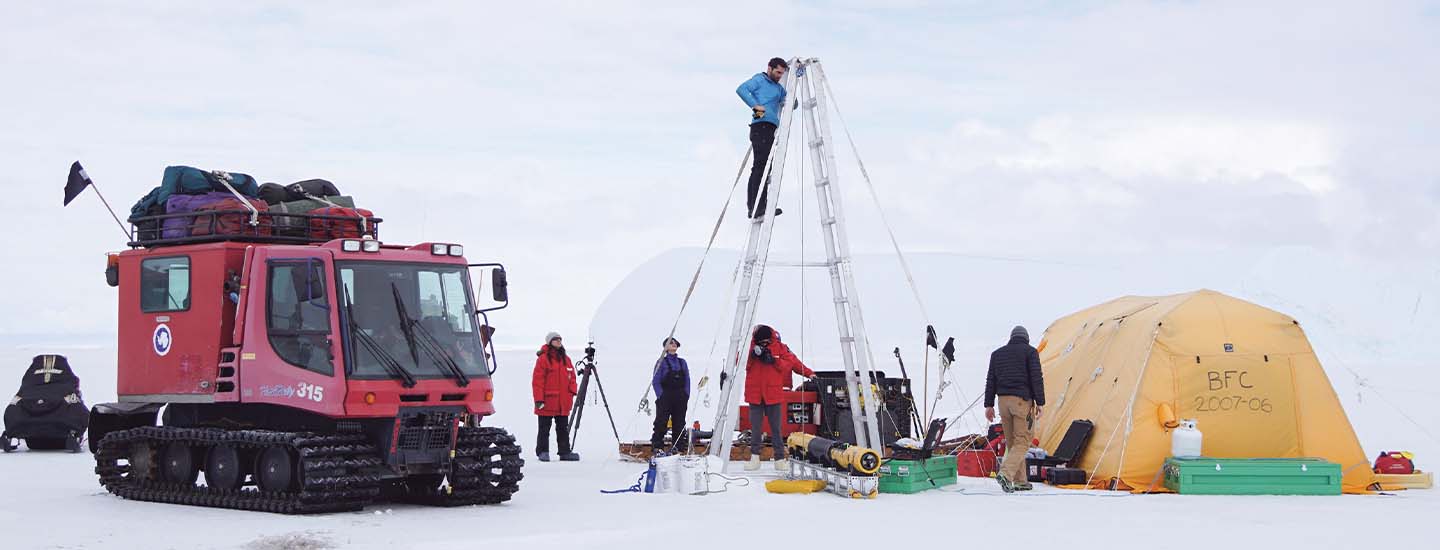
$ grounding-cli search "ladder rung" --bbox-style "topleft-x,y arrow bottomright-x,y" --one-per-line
804,98 -> 818,109
814,178 -> 830,187
821,217 -> 837,225
810,138 -> 825,148
839,336 -> 856,343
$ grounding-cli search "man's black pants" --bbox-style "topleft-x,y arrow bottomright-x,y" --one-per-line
747,122 -> 778,218
536,415 -> 571,456
650,394 -> 688,452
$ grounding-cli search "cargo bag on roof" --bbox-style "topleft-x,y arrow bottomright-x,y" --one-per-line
187,196 -> 272,237
309,206 -> 374,240
258,183 -> 291,205
270,196 -> 356,237
286,179 -> 341,199
161,192 -> 239,239
129,166 -> 259,219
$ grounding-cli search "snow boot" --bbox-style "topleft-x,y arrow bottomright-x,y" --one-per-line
537,452 -> 551,462
750,208 -> 784,220
1015,480 -> 1034,491
774,458 -> 788,472
559,452 -> 580,462
996,472 -> 1017,493
744,455 -> 762,471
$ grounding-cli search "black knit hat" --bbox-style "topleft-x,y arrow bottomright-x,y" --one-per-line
663,336 -> 681,348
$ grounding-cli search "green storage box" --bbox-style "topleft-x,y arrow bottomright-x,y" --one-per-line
1162,457 -> 1342,495
879,455 -> 957,494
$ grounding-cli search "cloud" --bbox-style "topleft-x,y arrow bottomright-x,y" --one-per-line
1,0 -> 1437,346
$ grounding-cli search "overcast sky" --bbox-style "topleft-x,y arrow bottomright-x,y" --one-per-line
1,0 -> 1437,350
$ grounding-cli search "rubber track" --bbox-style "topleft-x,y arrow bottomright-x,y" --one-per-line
408,426 -> 524,506
94,426 -> 381,514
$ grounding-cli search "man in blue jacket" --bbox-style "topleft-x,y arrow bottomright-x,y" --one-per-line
736,57 -> 789,219
650,337 -> 691,453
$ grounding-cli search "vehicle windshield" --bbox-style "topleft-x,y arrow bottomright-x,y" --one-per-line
339,261 -> 489,380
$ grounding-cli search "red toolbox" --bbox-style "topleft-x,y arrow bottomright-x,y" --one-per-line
956,449 -> 998,477
738,390 -> 818,439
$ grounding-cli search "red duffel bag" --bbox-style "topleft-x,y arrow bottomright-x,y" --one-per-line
189,196 -> 271,237
308,206 -> 375,239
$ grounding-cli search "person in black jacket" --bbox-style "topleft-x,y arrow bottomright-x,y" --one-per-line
984,325 -> 1045,492
649,337 -> 690,454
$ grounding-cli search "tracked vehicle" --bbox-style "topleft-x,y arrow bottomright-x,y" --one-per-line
90,206 -> 522,513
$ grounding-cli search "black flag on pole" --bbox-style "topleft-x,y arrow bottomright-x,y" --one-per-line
64,161 -> 92,206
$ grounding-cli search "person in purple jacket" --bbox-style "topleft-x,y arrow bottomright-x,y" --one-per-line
649,337 -> 691,453
736,57 -> 789,219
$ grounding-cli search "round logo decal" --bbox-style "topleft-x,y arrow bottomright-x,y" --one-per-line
153,324 -> 173,357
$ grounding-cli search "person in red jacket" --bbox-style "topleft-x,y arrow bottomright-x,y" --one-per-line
744,324 -> 813,471
533,331 -> 579,462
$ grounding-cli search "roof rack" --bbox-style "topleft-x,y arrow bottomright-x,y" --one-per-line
128,209 -> 383,249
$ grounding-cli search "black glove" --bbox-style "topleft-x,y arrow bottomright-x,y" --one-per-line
535,401 -> 545,410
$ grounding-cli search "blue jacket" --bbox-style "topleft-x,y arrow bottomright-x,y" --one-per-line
652,353 -> 690,400
736,72 -> 787,126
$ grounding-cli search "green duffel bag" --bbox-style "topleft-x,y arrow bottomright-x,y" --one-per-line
271,195 -> 356,237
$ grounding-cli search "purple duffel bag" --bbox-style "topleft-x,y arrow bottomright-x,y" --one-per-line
162,192 -> 241,238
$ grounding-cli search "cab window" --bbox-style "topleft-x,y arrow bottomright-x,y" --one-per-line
140,256 -> 190,312
268,259 -> 333,375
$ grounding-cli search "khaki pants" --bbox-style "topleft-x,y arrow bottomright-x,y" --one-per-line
998,395 -> 1035,483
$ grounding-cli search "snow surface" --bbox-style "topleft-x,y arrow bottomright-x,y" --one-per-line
3,245 -> 1439,549
1,347 -> 1437,549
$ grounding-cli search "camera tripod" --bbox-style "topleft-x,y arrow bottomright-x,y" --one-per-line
568,342 -> 621,450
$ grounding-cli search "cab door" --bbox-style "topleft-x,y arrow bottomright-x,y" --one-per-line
238,248 -> 346,416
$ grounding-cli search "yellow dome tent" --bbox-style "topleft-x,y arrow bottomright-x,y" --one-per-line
1035,289 -> 1374,493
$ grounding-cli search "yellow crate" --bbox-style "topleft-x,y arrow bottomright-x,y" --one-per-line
1374,472 -> 1433,491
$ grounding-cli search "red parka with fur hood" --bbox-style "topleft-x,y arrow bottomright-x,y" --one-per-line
744,326 -> 813,405
532,345 -> 578,417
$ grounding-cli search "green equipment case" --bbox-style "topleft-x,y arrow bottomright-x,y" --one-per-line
878,455 -> 957,494
1162,457 -> 1342,495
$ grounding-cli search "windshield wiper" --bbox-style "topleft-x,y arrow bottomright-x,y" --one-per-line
390,283 -> 471,387
390,283 -> 423,366
346,284 -> 416,388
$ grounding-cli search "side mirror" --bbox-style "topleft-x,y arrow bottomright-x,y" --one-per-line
470,262 -> 509,313
491,268 -> 508,303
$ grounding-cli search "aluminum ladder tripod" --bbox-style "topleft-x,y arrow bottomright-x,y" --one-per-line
709,58 -> 884,469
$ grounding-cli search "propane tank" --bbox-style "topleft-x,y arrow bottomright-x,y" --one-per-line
1171,419 -> 1203,458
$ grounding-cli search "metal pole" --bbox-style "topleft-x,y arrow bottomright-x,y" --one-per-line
567,362 -> 591,451
922,346 -> 930,425
88,182 -> 133,242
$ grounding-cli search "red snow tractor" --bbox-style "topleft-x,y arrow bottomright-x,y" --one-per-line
89,208 -> 523,513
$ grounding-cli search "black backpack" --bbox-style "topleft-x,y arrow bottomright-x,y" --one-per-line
258,183 -> 291,205
286,179 -> 341,200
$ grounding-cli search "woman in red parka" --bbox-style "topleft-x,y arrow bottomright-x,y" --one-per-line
744,324 -> 813,471
533,331 -> 579,462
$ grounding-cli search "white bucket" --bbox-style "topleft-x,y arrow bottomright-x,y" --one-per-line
674,455 -> 724,495
651,455 -> 722,495
651,455 -> 682,493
